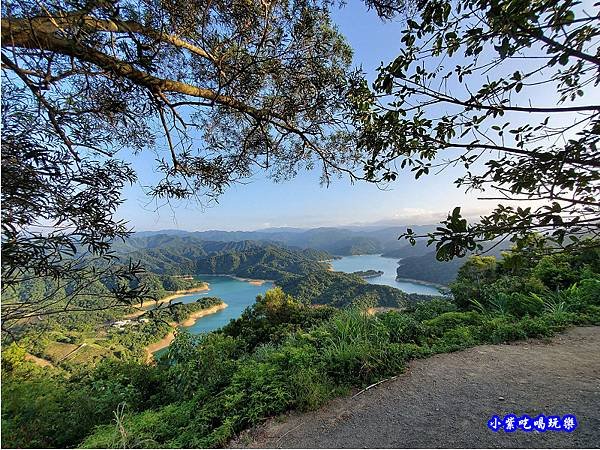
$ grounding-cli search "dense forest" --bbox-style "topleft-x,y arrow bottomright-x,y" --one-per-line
2,0 -> 599,447
3,242 -> 599,448
111,236 -> 428,307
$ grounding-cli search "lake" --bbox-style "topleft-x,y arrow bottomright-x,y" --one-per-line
330,254 -> 442,296
153,275 -> 274,355
156,256 -> 439,353
170,275 -> 274,334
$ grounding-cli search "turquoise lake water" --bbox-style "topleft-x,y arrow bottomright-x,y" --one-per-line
171,275 -> 274,334
153,275 -> 273,355
330,254 -> 442,296
155,256 -> 440,353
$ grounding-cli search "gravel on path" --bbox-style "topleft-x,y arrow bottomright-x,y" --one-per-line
233,326 -> 600,448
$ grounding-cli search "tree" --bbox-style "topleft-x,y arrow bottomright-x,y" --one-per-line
1,0 -> 358,327
450,255 -> 497,308
349,0 -> 600,260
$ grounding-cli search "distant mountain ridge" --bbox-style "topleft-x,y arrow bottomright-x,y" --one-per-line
112,237 -> 330,278
120,228 -> 511,287
111,234 -> 439,307
132,225 -> 438,257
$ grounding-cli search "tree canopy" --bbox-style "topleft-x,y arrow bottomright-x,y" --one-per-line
1,0 -> 361,324
349,0 -> 600,259
2,0 -> 599,326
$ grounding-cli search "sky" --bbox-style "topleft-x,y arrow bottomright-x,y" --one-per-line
114,3 -> 543,232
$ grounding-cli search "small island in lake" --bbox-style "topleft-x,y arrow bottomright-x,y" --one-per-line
352,269 -> 384,279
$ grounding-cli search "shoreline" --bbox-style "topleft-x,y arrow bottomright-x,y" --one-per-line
145,302 -> 228,362
142,284 -> 210,307
125,284 -> 211,318
395,277 -> 447,290
197,273 -> 275,285
230,276 -> 274,285
326,256 -> 446,291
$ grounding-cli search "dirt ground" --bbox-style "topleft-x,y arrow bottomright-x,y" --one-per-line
232,326 -> 600,448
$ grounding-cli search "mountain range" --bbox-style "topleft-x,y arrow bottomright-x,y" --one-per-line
131,225 -> 437,257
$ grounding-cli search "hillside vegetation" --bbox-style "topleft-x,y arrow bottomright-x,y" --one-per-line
131,226 -> 437,257
2,242 -> 599,448
114,238 -> 425,308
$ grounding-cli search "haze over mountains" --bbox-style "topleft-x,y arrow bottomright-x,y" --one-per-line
132,225 -> 437,258
126,225 -> 507,286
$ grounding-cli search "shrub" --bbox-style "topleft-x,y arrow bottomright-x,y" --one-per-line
575,305 -> 600,324
516,315 -> 554,338
532,254 -> 579,290
576,278 -> 600,306
431,326 -> 477,353
320,336 -> 401,384
289,366 -> 333,411
1,343 -> 26,372
410,299 -> 458,322
450,256 -> 498,309
505,292 -> 544,317
478,316 -> 527,344
378,311 -> 423,343
168,332 -> 243,400
423,311 -> 483,337
388,342 -> 431,361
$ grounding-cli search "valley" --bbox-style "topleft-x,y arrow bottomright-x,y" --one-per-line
3,229 -> 599,449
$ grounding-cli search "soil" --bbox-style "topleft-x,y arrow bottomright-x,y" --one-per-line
24,353 -> 54,367
232,326 -> 600,448
145,302 -> 228,362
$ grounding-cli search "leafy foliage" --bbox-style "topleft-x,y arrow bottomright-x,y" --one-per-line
4,240 -> 598,448
1,0 -> 361,326
349,0 -> 600,259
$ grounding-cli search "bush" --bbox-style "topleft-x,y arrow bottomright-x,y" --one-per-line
505,292 -> 544,317
517,315 -> 554,338
450,256 -> 498,309
478,316 -> 527,344
167,332 -> 243,400
532,254 -> 579,290
289,366 -> 333,411
576,278 -> 600,306
423,311 -> 483,337
378,311 -> 423,343
388,342 -> 431,361
410,299 -> 457,322
431,326 -> 477,353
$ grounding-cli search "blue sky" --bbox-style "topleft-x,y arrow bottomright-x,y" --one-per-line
115,3 -> 516,231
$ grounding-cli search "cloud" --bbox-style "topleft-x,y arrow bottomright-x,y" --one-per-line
346,205 -> 499,227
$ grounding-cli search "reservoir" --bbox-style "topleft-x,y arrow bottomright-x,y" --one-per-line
153,275 -> 273,356
156,256 -> 439,354
330,254 -> 442,296
169,275 -> 274,334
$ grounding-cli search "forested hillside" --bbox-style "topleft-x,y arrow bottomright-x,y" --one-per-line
396,247 -> 508,285
3,244 -> 599,448
132,226 -> 437,256
281,270 -> 431,308
116,237 -> 424,308
113,236 -> 331,278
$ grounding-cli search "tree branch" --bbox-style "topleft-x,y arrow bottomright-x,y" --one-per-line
2,14 -> 217,63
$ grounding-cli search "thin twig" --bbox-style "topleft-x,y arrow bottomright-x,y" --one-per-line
352,375 -> 398,398
275,423 -> 303,444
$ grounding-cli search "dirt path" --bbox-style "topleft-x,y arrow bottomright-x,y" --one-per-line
234,326 -> 600,448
